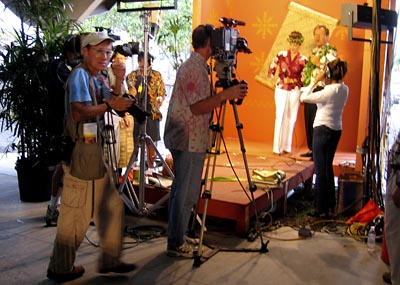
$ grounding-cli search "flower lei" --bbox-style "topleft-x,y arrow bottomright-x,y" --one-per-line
302,45 -> 337,86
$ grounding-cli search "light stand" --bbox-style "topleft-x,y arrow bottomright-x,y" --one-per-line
116,1 -> 176,215
193,61 -> 269,268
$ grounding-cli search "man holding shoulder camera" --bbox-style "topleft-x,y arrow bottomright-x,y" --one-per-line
47,32 -> 136,282
163,24 -> 248,258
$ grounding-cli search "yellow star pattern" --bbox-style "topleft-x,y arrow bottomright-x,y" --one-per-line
250,51 -> 267,75
252,12 -> 278,40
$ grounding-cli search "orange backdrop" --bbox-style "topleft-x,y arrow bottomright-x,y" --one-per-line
191,0 -> 391,155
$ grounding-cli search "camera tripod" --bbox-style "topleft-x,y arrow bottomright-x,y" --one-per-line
193,81 -> 269,268
103,111 -> 120,185
116,10 -> 173,215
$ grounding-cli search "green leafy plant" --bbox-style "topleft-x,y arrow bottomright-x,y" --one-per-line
81,0 -> 192,70
156,13 -> 192,70
0,0 -> 79,201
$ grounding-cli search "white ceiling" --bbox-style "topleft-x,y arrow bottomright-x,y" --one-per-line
2,1 -> 178,23
0,0 -> 117,23
67,0 -> 117,22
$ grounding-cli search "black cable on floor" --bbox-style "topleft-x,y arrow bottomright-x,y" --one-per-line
124,225 -> 167,242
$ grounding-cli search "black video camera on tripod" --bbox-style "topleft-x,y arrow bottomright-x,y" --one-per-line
193,18 -> 268,268
209,17 -> 251,105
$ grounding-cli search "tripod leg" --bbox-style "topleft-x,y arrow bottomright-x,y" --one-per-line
189,133 -> 216,237
104,111 -> 120,185
145,135 -> 174,177
143,135 -> 172,212
103,113 -> 143,215
105,125 -> 119,185
193,103 -> 227,266
117,142 -> 141,214
230,102 -> 268,253
124,132 -> 174,214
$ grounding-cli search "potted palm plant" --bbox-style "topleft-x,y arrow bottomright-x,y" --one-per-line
0,0 -> 78,202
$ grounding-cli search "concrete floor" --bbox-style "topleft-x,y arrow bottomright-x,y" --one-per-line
0,152 -> 390,285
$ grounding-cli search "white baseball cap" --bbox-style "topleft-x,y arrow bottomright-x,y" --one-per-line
81,32 -> 115,47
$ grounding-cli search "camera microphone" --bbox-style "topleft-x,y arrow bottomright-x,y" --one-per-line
233,19 -> 246,26
220,17 -> 246,27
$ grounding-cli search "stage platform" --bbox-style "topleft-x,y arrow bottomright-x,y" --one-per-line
124,139 -> 356,236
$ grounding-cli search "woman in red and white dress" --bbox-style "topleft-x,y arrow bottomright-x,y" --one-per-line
268,31 -> 307,155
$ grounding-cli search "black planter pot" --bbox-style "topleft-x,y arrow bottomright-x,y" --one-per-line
16,158 -> 53,202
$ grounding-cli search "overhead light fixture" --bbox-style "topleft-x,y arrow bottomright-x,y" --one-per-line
116,0 -> 177,12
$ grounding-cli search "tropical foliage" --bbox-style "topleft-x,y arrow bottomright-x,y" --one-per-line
80,0 -> 193,70
0,0 -> 79,162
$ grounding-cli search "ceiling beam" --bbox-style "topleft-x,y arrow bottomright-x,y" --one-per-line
67,0 -> 117,22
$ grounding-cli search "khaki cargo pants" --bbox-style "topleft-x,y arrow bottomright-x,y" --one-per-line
48,165 -> 124,273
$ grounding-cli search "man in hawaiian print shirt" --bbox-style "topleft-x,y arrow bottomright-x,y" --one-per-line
163,24 -> 248,258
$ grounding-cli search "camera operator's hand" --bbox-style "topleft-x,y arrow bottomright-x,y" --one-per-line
106,96 -> 133,112
111,57 -> 126,82
190,83 -> 248,115
220,83 -> 248,102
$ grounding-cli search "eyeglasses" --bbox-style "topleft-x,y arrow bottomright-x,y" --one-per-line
90,48 -> 113,59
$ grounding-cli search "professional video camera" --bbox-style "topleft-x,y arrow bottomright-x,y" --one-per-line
209,17 -> 251,89
94,26 -> 140,57
114,41 -> 140,57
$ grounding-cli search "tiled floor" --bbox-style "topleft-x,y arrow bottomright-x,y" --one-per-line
0,151 -> 390,285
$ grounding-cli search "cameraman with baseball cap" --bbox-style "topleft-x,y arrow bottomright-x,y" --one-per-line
46,32 -> 136,282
